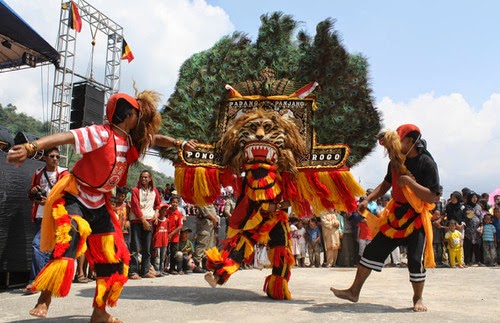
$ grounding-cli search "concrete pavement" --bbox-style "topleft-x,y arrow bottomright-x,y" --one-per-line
1,266 -> 499,322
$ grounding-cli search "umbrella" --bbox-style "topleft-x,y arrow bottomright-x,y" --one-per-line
488,187 -> 500,206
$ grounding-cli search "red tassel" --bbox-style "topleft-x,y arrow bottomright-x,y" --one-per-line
307,172 -> 330,198
228,195 -> 250,229
329,171 -> 357,212
208,168 -> 221,199
281,172 -> 299,200
59,258 -> 75,296
183,167 -> 196,204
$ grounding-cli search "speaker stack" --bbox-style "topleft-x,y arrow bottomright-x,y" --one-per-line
70,82 -> 105,129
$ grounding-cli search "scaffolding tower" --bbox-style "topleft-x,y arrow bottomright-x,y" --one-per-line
50,0 -> 123,163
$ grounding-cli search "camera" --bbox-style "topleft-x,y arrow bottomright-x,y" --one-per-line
33,188 -> 47,201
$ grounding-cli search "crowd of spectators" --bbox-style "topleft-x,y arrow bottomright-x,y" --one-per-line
68,179 -> 500,284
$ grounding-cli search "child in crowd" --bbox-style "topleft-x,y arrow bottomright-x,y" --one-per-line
493,207 -> 500,265
290,218 -> 300,266
445,220 -> 464,268
306,217 -> 321,267
431,209 -> 446,267
167,196 -> 183,274
480,213 -> 497,266
175,227 -> 195,274
295,219 -> 307,267
152,203 -> 169,275
357,215 -> 372,259
114,187 -> 130,247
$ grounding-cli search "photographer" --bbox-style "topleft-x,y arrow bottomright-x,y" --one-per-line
24,147 -> 69,293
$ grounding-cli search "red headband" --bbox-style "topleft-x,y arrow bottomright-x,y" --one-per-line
396,124 -> 420,140
106,93 -> 140,124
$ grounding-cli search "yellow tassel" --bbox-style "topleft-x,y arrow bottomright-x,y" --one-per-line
102,234 -> 119,263
226,226 -> 241,239
318,172 -> 346,210
205,247 -> 223,262
73,216 -> 91,258
257,232 -> 271,245
193,168 -> 210,205
107,281 -> 124,307
174,168 -> 185,197
123,264 -> 129,278
41,175 -> 79,252
242,211 -> 263,231
224,263 -> 240,275
32,259 -> 68,297
296,172 -> 313,201
341,171 -> 366,197
235,236 -> 255,260
94,278 -> 107,308
55,223 -> 72,245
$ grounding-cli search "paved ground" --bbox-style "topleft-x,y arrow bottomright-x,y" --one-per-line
1,266 -> 499,323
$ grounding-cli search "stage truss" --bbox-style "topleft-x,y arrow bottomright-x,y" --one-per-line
51,0 -> 124,163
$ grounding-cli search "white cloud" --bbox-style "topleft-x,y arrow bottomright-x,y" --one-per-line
0,0 -> 233,119
352,93 -> 500,197
142,153 -> 175,178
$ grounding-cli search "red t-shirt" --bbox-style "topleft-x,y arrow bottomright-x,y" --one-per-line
358,221 -> 372,240
167,209 -> 183,243
153,218 -> 169,248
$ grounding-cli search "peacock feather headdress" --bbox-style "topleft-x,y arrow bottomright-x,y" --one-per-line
160,12 -> 381,168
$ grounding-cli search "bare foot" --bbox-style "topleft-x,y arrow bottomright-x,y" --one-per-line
413,297 -> 427,312
29,290 -> 52,318
91,308 -> 123,323
204,272 -> 218,288
330,287 -> 359,303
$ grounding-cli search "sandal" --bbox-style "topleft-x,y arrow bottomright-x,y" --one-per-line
75,274 -> 90,283
22,284 -> 38,294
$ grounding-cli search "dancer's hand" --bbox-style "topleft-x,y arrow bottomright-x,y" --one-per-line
183,139 -> 198,151
357,199 -> 368,214
6,144 -> 28,166
397,175 -> 413,187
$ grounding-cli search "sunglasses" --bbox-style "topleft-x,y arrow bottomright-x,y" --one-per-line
48,154 -> 60,159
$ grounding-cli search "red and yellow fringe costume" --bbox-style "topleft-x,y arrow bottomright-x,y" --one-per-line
32,175 -> 130,308
176,160 -> 363,300
203,163 -> 295,300
363,185 -> 435,268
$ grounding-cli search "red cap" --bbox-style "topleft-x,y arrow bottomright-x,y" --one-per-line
396,124 -> 420,140
158,202 -> 169,209
106,93 -> 140,124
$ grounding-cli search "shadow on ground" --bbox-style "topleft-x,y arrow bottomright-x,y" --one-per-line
9,315 -> 90,323
303,302 -> 412,314
70,285 -> 315,306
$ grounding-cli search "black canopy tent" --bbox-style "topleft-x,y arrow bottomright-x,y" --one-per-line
0,0 -> 59,70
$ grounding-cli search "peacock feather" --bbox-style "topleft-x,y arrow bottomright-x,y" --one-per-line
160,12 -> 381,167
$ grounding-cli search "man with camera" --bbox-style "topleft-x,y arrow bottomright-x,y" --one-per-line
24,147 -> 69,293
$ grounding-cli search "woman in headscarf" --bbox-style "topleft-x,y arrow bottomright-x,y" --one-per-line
462,191 -> 483,266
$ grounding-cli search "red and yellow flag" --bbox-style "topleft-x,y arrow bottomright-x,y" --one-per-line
121,39 -> 134,63
68,1 -> 82,32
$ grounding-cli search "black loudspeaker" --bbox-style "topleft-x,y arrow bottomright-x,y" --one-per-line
70,82 -> 105,129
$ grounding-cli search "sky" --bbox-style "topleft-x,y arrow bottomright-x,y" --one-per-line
1,0 -> 499,198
